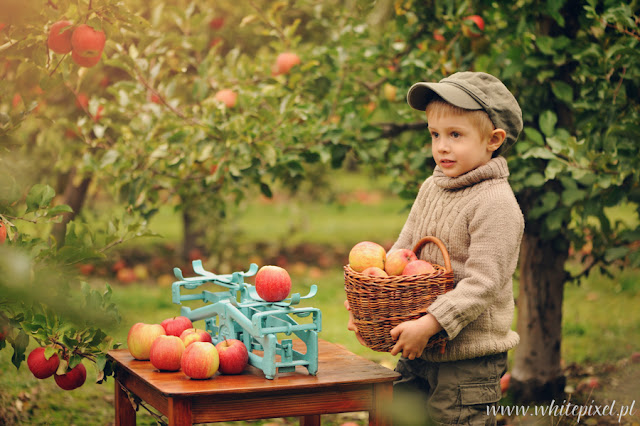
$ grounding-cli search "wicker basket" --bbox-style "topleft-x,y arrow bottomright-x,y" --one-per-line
344,236 -> 455,353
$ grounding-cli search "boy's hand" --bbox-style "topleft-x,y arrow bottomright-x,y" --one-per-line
389,314 -> 443,360
344,300 -> 367,346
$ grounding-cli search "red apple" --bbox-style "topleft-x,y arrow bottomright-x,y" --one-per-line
255,265 -> 292,302
500,372 -> 511,394
462,15 -> 485,38
150,335 -> 185,371
116,267 -> 137,284
216,339 -> 249,375
71,24 -> 106,57
402,259 -> 436,276
180,328 -> 212,346
181,342 -> 219,379
348,241 -> 386,273
71,50 -> 102,67
127,322 -> 166,360
361,266 -> 388,277
214,89 -> 237,108
75,92 -> 89,110
161,316 -> 193,337
54,362 -> 86,390
209,17 -> 225,30
27,347 -> 60,379
273,52 -> 301,76
385,249 -> 418,276
0,222 -> 7,244
48,20 -> 74,54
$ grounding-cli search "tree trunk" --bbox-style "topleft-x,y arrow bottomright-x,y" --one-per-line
51,168 -> 91,247
511,231 -> 568,402
181,208 -> 199,261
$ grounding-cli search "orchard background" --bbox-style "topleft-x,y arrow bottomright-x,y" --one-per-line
1,0 -> 639,424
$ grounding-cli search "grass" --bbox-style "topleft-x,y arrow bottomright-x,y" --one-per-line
2,168 -> 640,424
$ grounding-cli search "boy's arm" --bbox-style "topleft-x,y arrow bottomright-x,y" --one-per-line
389,314 -> 443,359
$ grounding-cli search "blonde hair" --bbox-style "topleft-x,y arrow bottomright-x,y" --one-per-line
425,99 -> 495,140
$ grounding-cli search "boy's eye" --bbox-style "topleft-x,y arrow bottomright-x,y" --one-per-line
430,131 -> 439,139
451,131 -> 461,138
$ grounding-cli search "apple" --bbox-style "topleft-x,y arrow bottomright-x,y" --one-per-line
273,52 -> 301,76
500,372 -> 511,394
71,50 -> 101,68
402,259 -> 436,276
631,352 -> 640,363
255,265 -> 292,302
127,322 -> 166,360
27,347 -> 60,379
361,266 -> 388,277
54,362 -> 86,390
462,15 -> 485,38
180,328 -> 212,346
0,222 -> 7,244
209,17 -> 225,30
116,267 -> 137,284
71,24 -> 106,57
161,316 -> 193,337
150,335 -> 185,371
0,322 -> 9,340
133,264 -> 149,281
47,20 -> 74,54
216,339 -> 249,375
181,342 -> 220,379
75,92 -> 89,110
348,241 -> 386,273
214,89 -> 237,108
383,83 -> 397,102
385,249 -> 418,276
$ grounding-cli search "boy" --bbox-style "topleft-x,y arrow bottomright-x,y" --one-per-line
347,72 -> 524,425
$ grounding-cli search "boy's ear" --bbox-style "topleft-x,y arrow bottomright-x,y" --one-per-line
488,128 -> 507,152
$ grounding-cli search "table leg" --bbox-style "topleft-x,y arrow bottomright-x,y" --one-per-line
114,379 -> 136,426
369,382 -> 394,426
167,397 -> 192,426
300,414 -> 321,426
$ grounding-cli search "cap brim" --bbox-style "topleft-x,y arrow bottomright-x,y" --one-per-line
407,82 -> 483,111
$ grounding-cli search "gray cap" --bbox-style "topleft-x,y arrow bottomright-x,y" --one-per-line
407,72 -> 523,148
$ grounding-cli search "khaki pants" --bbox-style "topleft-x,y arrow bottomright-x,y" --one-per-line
393,352 -> 507,425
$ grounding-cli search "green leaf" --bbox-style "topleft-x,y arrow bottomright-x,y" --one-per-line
26,184 -> 56,213
551,80 -> 573,104
604,246 -> 629,262
539,110 -> 558,137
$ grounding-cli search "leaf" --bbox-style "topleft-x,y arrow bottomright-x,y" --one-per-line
26,184 -> 56,213
551,80 -> 573,104
539,110 -> 558,137
11,331 -> 29,369
605,246 -> 629,262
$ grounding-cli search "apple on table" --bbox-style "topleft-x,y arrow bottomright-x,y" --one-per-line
182,342 -> 220,380
161,316 -> 193,337
216,339 -> 249,375
127,322 -> 166,360
150,335 -> 185,372
180,328 -> 212,346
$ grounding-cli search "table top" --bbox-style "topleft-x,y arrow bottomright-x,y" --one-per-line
108,339 -> 400,397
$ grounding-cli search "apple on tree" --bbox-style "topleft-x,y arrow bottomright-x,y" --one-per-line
54,362 -> 87,390
0,221 -> 7,244
462,15 -> 485,38
214,89 -> 237,108
273,52 -> 301,76
216,339 -> 249,375
161,316 -> 193,337
402,259 -> 436,276
181,342 -> 220,380
27,346 -> 60,379
47,20 -> 74,54
150,335 -> 185,371
348,241 -> 386,272
180,328 -> 212,346
385,249 -> 418,276
255,265 -> 292,302
127,322 -> 166,360
70,24 -> 106,68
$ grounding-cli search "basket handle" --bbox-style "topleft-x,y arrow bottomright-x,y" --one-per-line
412,236 -> 452,273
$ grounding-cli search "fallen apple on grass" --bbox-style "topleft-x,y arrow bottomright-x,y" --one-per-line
27,347 -> 60,379
385,249 -> 418,276
216,339 -> 249,375
182,342 -> 220,379
161,316 -> 193,337
150,335 -> 185,371
348,241 -> 386,273
127,322 -> 166,360
402,259 -> 436,276
255,265 -> 292,302
54,362 -> 87,390
180,328 -> 212,346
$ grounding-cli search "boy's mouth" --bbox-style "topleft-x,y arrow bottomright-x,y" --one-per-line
440,159 -> 455,167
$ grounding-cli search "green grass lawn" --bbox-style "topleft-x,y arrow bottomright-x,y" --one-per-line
2,169 -> 639,425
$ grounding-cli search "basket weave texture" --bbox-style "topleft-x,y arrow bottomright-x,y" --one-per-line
344,236 -> 455,353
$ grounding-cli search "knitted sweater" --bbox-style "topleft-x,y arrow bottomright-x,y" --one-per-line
391,156 -> 524,362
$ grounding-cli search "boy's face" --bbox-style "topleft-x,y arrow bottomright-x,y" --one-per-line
427,111 -> 499,178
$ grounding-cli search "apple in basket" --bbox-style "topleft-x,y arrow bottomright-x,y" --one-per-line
385,249 -> 418,276
255,265 -> 292,302
361,266 -> 388,277
402,259 -> 436,275
349,241 -> 386,272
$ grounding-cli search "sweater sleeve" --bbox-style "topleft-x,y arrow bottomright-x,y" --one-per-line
427,187 -> 524,340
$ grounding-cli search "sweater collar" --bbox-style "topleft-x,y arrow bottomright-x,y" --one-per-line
432,156 -> 510,190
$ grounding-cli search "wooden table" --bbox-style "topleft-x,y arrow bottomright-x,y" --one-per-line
108,339 -> 400,425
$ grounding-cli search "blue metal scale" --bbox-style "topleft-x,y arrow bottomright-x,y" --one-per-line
171,260 -> 322,379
